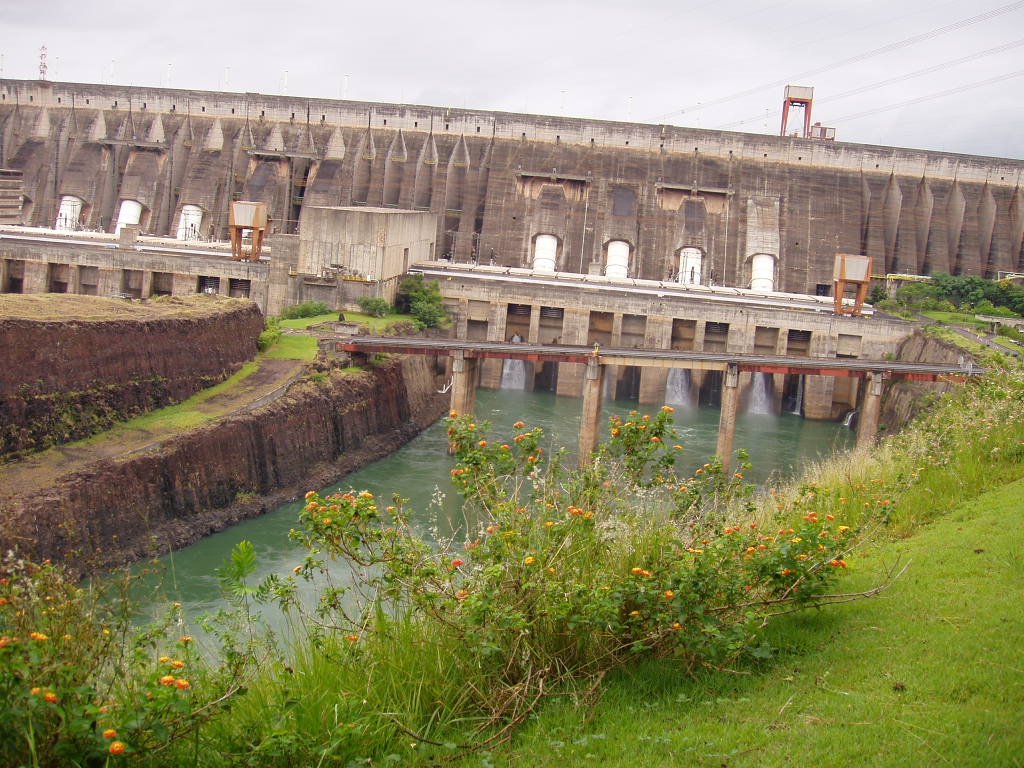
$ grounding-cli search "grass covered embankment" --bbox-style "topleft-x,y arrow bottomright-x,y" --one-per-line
493,478 -> 1024,767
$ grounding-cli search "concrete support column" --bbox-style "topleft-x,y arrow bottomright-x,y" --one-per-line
716,364 -> 740,473
140,270 -> 154,299
449,350 -> 479,419
528,305 -> 541,344
578,356 -> 606,463
856,372 -> 884,450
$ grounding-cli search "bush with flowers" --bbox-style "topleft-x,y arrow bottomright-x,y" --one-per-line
0,554 -> 251,767
260,406 -> 858,754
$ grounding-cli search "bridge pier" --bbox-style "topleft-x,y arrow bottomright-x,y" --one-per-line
450,350 -> 479,419
856,371 -> 884,450
578,356 -> 606,462
716,364 -> 740,473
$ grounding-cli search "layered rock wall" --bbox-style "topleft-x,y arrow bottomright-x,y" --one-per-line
880,332 -> 966,434
0,297 -> 263,457
0,356 -> 446,573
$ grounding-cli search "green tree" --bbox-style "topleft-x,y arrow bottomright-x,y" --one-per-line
396,274 -> 448,329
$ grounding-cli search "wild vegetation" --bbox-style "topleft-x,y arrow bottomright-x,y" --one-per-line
2,349 -> 1022,765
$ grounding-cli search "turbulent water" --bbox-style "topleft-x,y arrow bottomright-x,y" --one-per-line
134,388 -> 853,637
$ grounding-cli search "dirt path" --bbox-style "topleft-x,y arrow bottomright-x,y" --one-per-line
0,357 -> 305,510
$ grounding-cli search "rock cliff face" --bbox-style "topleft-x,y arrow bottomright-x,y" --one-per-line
880,332 -> 966,434
0,356 -> 447,573
0,297 -> 264,458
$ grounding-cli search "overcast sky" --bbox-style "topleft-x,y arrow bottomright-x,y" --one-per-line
3,0 -> 1023,159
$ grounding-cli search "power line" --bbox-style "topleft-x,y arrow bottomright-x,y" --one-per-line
828,68 -> 1024,123
713,37 -> 1024,130
647,0 -> 1024,123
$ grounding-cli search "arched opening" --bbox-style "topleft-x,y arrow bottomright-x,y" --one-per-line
55,195 -> 84,231
678,246 -> 703,284
605,240 -> 630,279
532,234 -> 559,273
750,253 -> 777,292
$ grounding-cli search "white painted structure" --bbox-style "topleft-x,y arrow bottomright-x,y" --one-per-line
176,204 -> 204,241
533,234 -> 557,273
114,199 -> 143,235
750,253 -> 777,292
55,195 -> 83,231
679,247 -> 703,284
606,240 -> 629,279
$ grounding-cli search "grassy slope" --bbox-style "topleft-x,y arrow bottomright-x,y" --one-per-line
484,479 -> 1024,768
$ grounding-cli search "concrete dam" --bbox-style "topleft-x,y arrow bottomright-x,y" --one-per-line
0,78 -> 1007,422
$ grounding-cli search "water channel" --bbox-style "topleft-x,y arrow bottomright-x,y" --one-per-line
136,388 -> 854,638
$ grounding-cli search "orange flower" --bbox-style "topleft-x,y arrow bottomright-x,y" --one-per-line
478,440 -> 488,448
345,634 -> 359,643
109,741 -> 127,756
450,558 -> 464,569
43,691 -> 58,704
513,421 -> 526,429
103,729 -> 118,739
611,428 -> 621,437
29,631 -> 48,642
30,687 -> 42,696
663,590 -> 675,600
449,410 -> 459,418
671,622 -> 683,630
631,567 -> 652,578
159,675 -> 176,686
171,660 -> 185,669
524,556 -> 536,566
175,679 -> 191,690
179,636 -> 193,644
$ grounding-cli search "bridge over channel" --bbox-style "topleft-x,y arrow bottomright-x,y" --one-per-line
341,336 -> 975,471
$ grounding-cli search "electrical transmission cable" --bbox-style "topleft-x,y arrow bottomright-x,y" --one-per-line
713,37 -> 1024,130
647,0 -> 1024,123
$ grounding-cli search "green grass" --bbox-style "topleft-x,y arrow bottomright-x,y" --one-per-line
921,310 -> 988,328
277,313 -> 339,330
489,478 -> 1024,767
262,334 -> 317,361
343,311 -> 412,333
80,361 -> 261,437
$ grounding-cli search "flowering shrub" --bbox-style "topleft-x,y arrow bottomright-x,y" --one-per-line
0,555 -> 248,766
273,409 -> 857,749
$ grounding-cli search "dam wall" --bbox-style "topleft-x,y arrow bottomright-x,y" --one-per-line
3,79 -> 1023,297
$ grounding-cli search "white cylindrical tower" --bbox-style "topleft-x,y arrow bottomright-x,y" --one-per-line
55,195 -> 83,230
679,247 -> 703,284
176,204 -> 204,240
533,234 -> 557,273
114,199 -> 143,235
750,253 -> 776,292
605,240 -> 629,279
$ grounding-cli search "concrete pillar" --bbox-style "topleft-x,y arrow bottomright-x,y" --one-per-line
23,261 -> 48,293
856,372 -> 884,450
528,304 -> 541,344
578,356 -> 605,463
638,315 -> 672,404
140,270 -> 154,298
716,364 -> 740,473
449,350 -> 479,419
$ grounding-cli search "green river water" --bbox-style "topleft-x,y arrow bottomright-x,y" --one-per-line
136,388 -> 854,639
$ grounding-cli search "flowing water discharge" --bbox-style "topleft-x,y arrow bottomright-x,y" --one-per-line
134,388 -> 853,642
